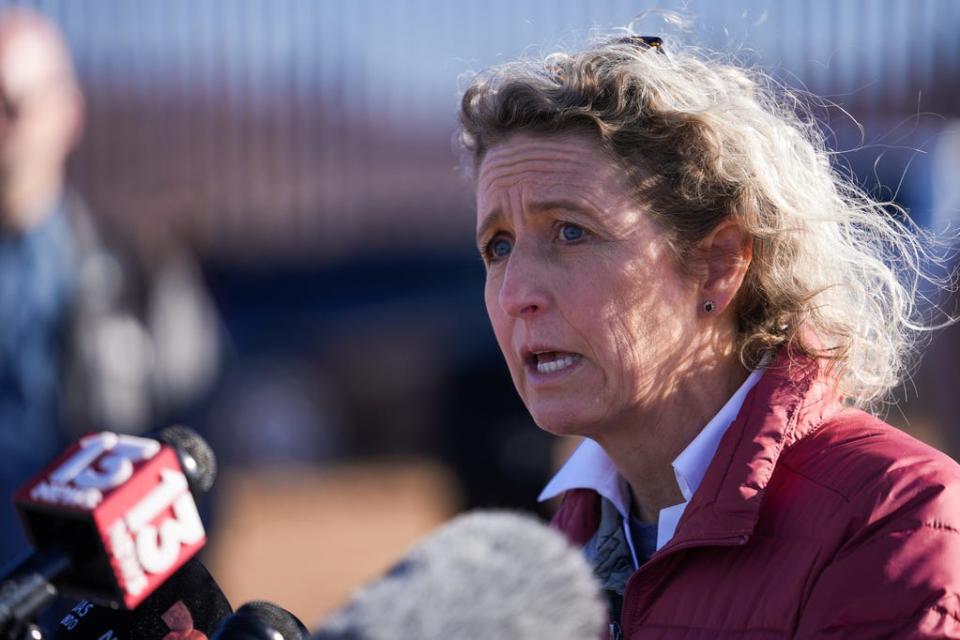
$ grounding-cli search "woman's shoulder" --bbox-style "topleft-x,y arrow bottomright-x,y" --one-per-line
779,410 -> 960,635
780,408 -> 960,518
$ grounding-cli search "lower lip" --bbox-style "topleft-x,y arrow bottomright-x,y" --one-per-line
524,355 -> 583,385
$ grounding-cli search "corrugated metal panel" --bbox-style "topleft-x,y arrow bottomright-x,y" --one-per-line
0,0 -> 954,259
31,1 -> 958,124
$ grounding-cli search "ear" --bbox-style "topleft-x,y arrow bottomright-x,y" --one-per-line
697,219 -> 752,316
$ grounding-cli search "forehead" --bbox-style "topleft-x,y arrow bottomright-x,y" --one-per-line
476,134 -> 631,211
0,26 -> 67,97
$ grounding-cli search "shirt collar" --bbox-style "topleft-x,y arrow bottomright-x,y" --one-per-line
539,437 -> 634,518
538,366 -> 766,518
671,366 -> 765,501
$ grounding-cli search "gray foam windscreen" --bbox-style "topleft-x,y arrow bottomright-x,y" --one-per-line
314,510 -> 605,640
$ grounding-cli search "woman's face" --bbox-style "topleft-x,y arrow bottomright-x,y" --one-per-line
476,134 -> 702,437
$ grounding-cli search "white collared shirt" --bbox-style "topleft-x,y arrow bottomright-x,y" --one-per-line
538,366 -> 765,564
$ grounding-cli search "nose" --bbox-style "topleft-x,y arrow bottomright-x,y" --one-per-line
497,246 -> 550,319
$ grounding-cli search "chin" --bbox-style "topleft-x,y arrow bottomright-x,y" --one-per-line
528,406 -> 593,438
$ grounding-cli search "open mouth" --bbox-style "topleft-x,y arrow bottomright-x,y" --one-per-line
527,351 -> 582,374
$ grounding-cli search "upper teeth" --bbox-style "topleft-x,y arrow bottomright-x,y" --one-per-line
536,353 -> 578,373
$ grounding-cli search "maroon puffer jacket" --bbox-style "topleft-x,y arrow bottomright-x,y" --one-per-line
552,353 -> 960,639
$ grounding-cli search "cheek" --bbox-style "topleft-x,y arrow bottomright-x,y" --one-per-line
583,259 -> 693,392
599,308 -> 657,391
484,280 -> 512,354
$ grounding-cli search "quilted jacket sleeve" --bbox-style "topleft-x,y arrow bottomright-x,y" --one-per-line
793,457 -> 960,639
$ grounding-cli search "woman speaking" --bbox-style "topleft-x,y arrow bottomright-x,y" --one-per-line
459,35 -> 960,638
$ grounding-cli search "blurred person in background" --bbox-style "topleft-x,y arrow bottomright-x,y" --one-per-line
459,34 -> 960,638
0,7 -> 220,566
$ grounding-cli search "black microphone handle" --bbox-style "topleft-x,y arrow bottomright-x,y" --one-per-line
0,549 -> 71,638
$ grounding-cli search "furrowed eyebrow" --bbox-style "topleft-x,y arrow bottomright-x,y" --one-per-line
476,198 -> 595,249
528,199 -> 595,217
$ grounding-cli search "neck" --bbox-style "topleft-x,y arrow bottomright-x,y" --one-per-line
1,170 -> 64,234
592,340 -> 749,523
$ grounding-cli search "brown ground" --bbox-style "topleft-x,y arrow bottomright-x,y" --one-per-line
204,461 -> 461,628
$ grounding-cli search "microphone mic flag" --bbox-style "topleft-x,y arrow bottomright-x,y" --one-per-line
49,557 -> 233,640
9,426 -> 215,610
312,511 -> 606,640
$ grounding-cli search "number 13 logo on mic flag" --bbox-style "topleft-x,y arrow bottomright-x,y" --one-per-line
14,432 -> 207,609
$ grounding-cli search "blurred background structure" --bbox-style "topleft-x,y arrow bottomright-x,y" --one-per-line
0,0 -> 958,627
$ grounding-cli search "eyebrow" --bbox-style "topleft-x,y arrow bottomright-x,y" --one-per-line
475,198 -> 595,249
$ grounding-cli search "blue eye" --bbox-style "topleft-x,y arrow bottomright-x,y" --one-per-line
559,223 -> 585,242
489,236 -> 513,260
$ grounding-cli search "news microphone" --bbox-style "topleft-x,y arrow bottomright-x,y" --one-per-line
210,601 -> 308,640
1,426 -> 216,636
312,511 -> 606,640
49,556 -> 232,640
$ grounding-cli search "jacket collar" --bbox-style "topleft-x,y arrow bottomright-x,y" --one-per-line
551,350 -> 844,551
658,350 -> 844,551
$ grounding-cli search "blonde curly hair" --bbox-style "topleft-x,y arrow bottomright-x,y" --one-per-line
458,35 -> 945,410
